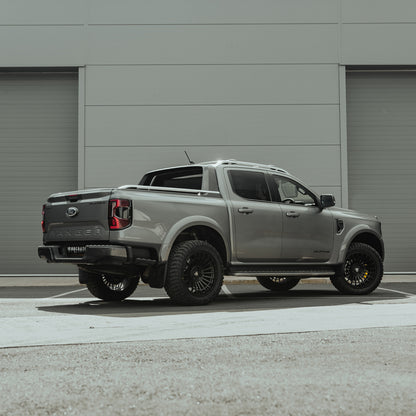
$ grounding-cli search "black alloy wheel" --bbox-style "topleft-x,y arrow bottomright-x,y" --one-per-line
80,269 -> 140,301
165,240 -> 224,305
256,276 -> 301,292
185,251 -> 216,296
344,254 -> 375,288
330,242 -> 383,295
101,274 -> 132,292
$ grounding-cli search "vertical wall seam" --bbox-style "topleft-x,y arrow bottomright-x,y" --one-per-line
338,66 -> 348,208
78,66 -> 86,189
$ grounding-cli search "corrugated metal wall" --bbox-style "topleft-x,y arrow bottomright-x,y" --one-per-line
0,72 -> 78,274
347,71 -> 416,272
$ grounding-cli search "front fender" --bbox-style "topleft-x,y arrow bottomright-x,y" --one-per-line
159,216 -> 229,263
337,225 -> 383,264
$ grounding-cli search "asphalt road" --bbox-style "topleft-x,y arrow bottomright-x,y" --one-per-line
0,280 -> 414,317
1,280 -> 415,415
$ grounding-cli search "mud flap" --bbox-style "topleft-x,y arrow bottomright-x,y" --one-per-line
143,263 -> 167,288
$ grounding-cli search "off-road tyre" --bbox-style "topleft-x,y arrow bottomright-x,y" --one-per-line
330,242 -> 383,295
81,270 -> 140,301
165,240 -> 224,306
256,276 -> 301,292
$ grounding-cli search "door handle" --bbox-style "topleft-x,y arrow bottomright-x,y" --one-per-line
238,207 -> 254,215
286,211 -> 300,218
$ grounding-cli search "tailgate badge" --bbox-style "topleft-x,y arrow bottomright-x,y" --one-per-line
66,207 -> 79,218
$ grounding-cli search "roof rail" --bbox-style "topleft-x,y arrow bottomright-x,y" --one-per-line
205,159 -> 288,174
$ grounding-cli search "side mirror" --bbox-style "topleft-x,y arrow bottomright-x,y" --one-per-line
320,194 -> 335,209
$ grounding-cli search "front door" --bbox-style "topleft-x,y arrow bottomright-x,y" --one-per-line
271,175 -> 334,262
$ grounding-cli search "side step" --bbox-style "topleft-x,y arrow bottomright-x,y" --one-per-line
228,265 -> 335,278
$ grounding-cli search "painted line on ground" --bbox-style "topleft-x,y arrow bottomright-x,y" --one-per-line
47,288 -> 88,299
221,284 -> 235,298
378,287 -> 416,297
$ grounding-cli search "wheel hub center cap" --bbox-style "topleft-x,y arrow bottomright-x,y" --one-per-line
190,267 -> 201,279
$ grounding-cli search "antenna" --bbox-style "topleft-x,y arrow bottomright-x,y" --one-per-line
184,150 -> 195,165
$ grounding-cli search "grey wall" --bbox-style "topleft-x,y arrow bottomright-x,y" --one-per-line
341,0 -> 416,65
83,1 -> 341,202
2,0 -> 416,206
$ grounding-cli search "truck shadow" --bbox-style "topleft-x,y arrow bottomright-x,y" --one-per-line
37,286 -> 405,318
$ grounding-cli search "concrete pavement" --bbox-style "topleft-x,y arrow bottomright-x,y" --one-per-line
1,276 -> 415,415
1,295 -> 416,348
1,279 -> 415,348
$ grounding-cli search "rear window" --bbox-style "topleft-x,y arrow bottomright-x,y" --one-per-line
140,167 -> 203,190
228,170 -> 271,201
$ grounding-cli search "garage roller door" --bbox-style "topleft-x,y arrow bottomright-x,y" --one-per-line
0,72 -> 78,274
347,71 -> 416,272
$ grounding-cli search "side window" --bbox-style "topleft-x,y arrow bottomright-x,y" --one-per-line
228,170 -> 271,202
272,176 -> 316,206
142,167 -> 203,190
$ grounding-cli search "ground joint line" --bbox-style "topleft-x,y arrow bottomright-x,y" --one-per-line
47,288 -> 88,299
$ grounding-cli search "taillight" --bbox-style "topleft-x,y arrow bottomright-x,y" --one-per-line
41,204 -> 46,233
109,199 -> 132,230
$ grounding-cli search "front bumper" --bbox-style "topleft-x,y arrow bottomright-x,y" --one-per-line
38,245 -> 156,266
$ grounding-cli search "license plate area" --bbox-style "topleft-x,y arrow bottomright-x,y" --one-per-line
62,245 -> 86,258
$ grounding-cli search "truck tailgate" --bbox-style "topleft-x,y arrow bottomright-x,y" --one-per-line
43,189 -> 113,244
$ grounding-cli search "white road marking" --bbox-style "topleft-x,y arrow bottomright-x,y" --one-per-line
378,287 -> 416,297
47,288 -> 88,299
221,284 -> 235,298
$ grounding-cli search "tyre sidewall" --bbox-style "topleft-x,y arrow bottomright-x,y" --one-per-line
165,240 -> 224,306
331,243 -> 383,295
256,276 -> 300,292
82,270 -> 139,301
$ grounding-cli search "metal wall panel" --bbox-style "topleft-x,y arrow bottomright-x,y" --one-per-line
85,105 -> 340,147
0,26 -> 85,67
342,0 -> 416,23
87,24 -> 338,65
84,145 -> 341,189
341,24 -> 416,65
85,65 -> 339,105
88,0 -> 338,24
0,0 -> 84,24
2,1 -> 416,68
84,62 -> 341,199
0,72 -> 78,274
347,71 -> 416,272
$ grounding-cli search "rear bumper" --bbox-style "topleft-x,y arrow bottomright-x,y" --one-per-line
38,245 -> 156,266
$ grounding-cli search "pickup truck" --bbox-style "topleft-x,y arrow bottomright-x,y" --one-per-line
38,160 -> 384,305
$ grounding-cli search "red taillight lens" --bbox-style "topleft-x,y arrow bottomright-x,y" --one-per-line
41,204 -> 46,233
109,199 -> 132,230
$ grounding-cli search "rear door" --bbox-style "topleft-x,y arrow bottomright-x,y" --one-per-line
226,169 -> 283,262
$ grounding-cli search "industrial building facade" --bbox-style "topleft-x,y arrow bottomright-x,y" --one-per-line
1,0 -> 415,274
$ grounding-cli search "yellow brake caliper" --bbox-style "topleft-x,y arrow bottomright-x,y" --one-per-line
363,264 -> 369,280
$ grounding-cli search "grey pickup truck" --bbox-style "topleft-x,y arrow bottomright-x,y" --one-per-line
38,160 -> 384,305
